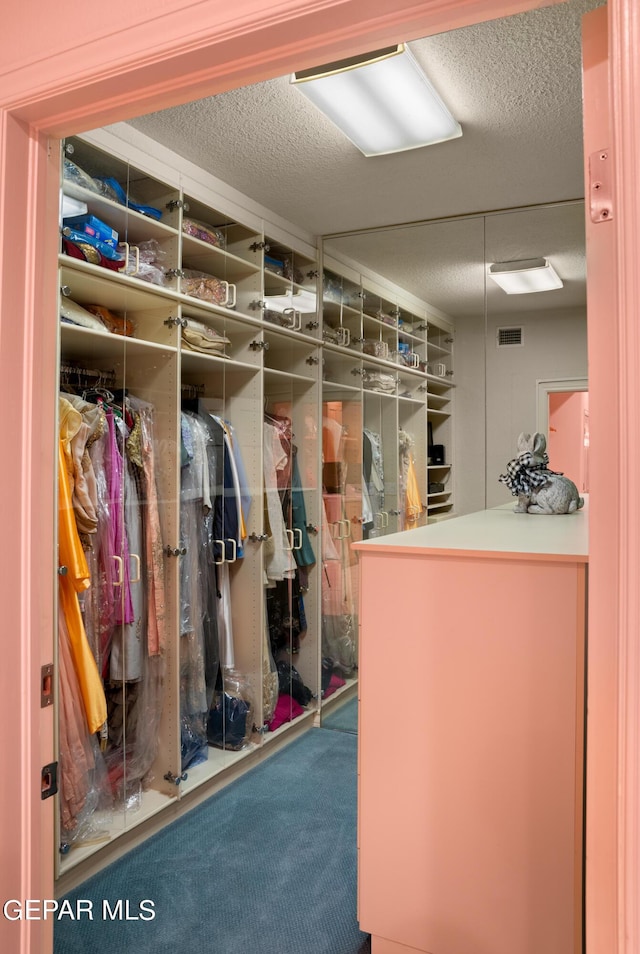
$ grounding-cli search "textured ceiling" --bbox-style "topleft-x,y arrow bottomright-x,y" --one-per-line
119,0 -> 603,318
326,201 -> 586,316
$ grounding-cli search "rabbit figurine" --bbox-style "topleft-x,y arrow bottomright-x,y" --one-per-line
499,432 -> 585,514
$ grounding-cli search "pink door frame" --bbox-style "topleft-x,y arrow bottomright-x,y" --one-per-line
1,0 -> 638,951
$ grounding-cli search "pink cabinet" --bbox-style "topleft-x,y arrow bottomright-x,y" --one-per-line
354,505 -> 587,954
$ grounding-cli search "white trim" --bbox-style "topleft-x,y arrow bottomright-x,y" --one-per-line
536,376 -> 588,438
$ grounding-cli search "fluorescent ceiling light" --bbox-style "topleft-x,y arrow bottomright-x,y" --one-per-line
487,258 -> 564,294
291,44 -> 462,157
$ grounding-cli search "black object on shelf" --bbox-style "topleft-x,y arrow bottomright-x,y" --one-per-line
429,444 -> 445,465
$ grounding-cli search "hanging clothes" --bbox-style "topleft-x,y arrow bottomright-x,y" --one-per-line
181,406 -> 222,693
58,384 -> 168,835
263,419 -> 296,583
212,415 -> 247,559
178,401 -> 251,762
290,446 -> 316,571
105,408 -> 135,627
320,494 -> 358,675
263,411 -> 315,727
363,428 -> 384,539
127,395 -> 166,656
58,399 -> 107,734
399,430 -> 423,529
109,428 -> 144,683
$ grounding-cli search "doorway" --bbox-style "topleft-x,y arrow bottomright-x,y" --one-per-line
537,377 -> 589,492
50,0 -> 584,916
1,2 -> 636,953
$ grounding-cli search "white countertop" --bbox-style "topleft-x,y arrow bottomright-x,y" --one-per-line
352,498 -> 588,562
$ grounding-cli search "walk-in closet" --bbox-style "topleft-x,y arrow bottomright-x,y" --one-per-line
54,0 -> 594,914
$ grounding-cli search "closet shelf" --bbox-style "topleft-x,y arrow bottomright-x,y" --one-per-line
398,329 -> 426,345
62,183 -> 179,244
426,341 -> 452,357
179,295 -> 265,330
262,324 -> 321,349
180,350 -> 258,374
58,787 -> 177,878
398,393 -> 427,406
322,300 -> 362,322
261,708 -> 317,745
181,236 -> 263,280
263,367 -> 318,386
61,324 -> 178,361
427,393 -> 451,408
54,131 -> 457,889
60,259 -> 175,313
59,255 -> 179,306
179,743 -> 260,797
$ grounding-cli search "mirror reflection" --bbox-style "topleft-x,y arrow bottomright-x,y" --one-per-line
324,199 -> 587,516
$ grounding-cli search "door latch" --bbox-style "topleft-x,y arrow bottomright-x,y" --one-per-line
41,762 -> 58,800
589,149 -> 613,223
41,664 -> 54,708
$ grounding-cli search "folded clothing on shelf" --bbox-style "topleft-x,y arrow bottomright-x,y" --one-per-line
363,370 -> 397,394
62,234 -> 123,271
63,214 -> 119,248
181,318 -> 230,356
96,176 -> 163,220
84,304 -> 136,337
267,694 -> 305,732
62,226 -> 123,262
182,217 -> 226,248
119,238 -> 167,286
60,195 -> 88,220
362,339 -> 389,358
59,297 -> 109,332
182,269 -> 235,307
264,253 -> 284,276
63,157 -> 102,195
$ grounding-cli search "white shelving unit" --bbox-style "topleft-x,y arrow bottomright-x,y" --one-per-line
55,128 -> 456,889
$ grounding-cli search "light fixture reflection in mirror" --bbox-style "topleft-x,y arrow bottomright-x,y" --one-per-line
323,200 -> 586,519
488,257 -> 564,294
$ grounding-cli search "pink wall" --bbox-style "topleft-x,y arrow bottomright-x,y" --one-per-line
0,0 -> 638,952
548,390 -> 589,492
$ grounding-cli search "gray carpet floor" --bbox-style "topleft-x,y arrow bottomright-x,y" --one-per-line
54,720 -> 369,954
321,697 -> 358,734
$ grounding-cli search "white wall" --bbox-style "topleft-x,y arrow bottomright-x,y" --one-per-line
454,306 -> 588,512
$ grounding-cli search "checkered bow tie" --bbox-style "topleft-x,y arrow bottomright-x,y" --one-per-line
498,450 -> 559,496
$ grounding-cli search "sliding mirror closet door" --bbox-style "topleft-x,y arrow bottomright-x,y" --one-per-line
324,216 -> 484,524
58,137 -> 182,873
321,389 -> 362,702
360,281 -> 401,539
483,203 -> 587,510
321,262 -> 365,704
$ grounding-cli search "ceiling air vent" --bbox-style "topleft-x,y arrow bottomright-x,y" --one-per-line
497,326 -> 523,347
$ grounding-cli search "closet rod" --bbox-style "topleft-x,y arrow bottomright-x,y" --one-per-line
60,363 -> 116,382
180,382 -> 205,397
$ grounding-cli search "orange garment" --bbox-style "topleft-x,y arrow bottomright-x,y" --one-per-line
405,455 -> 423,526
58,438 -> 107,733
